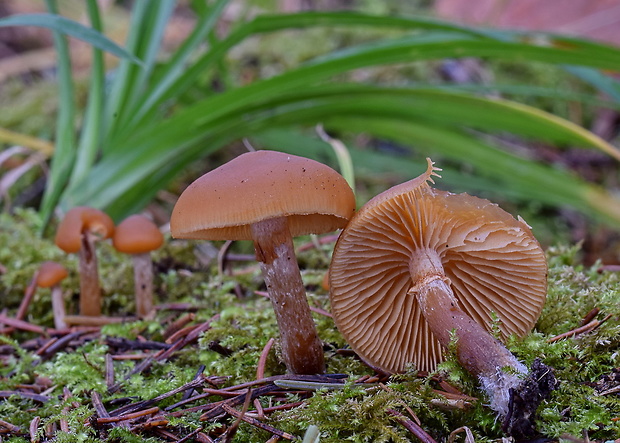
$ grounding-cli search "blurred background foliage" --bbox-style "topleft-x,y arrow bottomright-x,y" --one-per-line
1,0 -> 620,264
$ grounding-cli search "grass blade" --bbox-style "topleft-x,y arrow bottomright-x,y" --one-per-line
0,13 -> 141,64
39,1 -> 76,226
61,84 -> 620,223
69,0 -> 105,186
125,0 -> 229,128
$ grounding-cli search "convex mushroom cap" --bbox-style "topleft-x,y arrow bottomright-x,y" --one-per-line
113,215 -> 164,254
170,150 -> 355,239
36,261 -> 69,288
329,158 -> 548,374
55,206 -> 114,252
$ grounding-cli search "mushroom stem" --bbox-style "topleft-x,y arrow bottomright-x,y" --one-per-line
51,286 -> 67,330
409,249 -> 527,416
132,253 -> 155,319
78,232 -> 102,316
251,216 -> 325,375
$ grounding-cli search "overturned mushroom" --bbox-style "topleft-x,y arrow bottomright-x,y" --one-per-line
113,215 -> 164,319
55,206 -> 114,317
329,158 -> 554,437
171,150 -> 355,374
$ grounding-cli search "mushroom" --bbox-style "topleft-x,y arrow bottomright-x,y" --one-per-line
170,150 -> 356,375
36,261 -> 69,329
329,158 -> 553,432
54,206 -> 114,317
112,214 -> 164,319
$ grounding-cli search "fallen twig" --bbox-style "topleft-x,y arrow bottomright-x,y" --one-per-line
222,400 -> 296,441
387,409 -> 437,443
256,338 -> 275,380
547,314 -> 612,343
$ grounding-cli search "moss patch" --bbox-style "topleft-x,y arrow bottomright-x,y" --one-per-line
0,210 -> 619,441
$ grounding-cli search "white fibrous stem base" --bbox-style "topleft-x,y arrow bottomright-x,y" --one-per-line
251,216 -> 325,375
132,253 -> 155,319
79,232 -> 102,316
410,248 -> 527,417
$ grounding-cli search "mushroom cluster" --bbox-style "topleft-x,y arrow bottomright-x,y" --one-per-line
328,158 -> 554,435
54,207 -> 163,323
171,150 -> 356,375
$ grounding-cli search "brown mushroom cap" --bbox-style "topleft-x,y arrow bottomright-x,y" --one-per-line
55,206 -> 115,253
170,150 -> 356,240
36,261 -> 68,288
329,159 -> 548,374
113,215 -> 164,254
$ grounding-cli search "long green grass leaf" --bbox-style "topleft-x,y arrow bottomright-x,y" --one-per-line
62,85 -> 620,222
103,0 -> 160,139
0,13 -> 141,64
124,0 -> 229,128
128,11 -> 492,125
39,1 -> 76,227
69,0 -> 105,186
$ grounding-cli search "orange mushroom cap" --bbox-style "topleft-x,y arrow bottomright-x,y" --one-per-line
55,206 -> 115,253
329,159 -> 548,374
170,150 -> 356,241
113,215 -> 164,254
36,261 -> 69,288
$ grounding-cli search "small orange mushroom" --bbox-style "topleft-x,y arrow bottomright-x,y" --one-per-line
113,215 -> 164,319
170,150 -> 355,375
36,261 -> 69,329
329,159 -> 555,437
55,206 -> 114,317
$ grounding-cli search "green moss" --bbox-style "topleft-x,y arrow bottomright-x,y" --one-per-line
1,211 -> 619,441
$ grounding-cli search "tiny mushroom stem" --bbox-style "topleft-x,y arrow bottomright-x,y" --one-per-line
36,261 -> 69,330
55,207 -> 114,317
329,159 -> 555,437
170,150 -> 355,375
112,215 -> 164,319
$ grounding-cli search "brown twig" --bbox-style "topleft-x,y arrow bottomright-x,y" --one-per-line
105,354 -> 115,389
29,416 -> 40,443
177,426 -> 205,443
63,315 -> 137,326
16,275 -> 38,321
59,388 -> 72,433
0,390 -> 49,403
91,391 -> 110,420
0,314 -> 47,336
387,409 -> 437,443
97,407 -> 160,424
221,388 -> 253,443
580,307 -> 600,326
39,331 -> 91,359
547,315 -> 612,343
0,419 -> 22,434
256,338 -> 275,380
162,312 -> 195,340
221,397 -> 296,441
